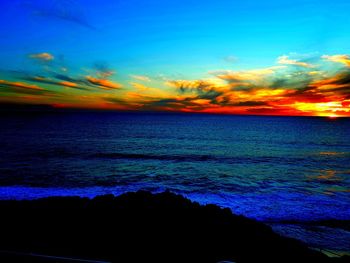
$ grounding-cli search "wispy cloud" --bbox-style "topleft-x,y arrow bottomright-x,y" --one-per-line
24,76 -> 89,90
0,79 -> 58,96
29,52 -> 54,61
223,55 -> 238,63
322,54 -> 350,67
22,0 -> 95,29
0,80 -> 43,90
277,55 -> 314,68
130,75 -> 151,82
85,76 -> 122,90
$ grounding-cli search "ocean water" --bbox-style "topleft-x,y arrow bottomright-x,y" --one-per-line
0,112 -> 349,251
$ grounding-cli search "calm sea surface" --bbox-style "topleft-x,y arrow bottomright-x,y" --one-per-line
0,112 -> 349,251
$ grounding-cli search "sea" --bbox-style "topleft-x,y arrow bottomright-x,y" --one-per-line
0,112 -> 349,253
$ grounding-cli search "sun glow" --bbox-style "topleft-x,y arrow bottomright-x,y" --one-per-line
293,101 -> 345,116
327,114 -> 339,119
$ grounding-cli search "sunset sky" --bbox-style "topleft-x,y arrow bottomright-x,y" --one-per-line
1,0 -> 350,116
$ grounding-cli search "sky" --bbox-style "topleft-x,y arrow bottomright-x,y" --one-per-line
1,0 -> 350,116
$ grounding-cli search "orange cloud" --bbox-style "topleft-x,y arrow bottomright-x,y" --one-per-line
29,52 -> 54,61
322,55 -> 350,67
2,54 -> 350,116
59,81 -> 78,88
86,76 -> 122,90
0,80 -> 43,90
23,76 -> 88,90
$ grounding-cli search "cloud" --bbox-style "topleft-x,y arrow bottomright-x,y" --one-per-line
0,79 -> 59,96
86,76 -> 122,90
22,0 -> 95,29
143,97 -> 214,112
223,55 -> 238,63
130,75 -> 151,82
93,62 -> 115,79
0,80 -> 43,90
80,62 -> 124,90
234,101 -> 269,107
167,79 -> 219,93
104,97 -> 129,105
54,74 -> 88,85
2,53 -> 350,116
166,79 -> 224,105
212,66 -> 285,84
269,71 -> 313,89
130,82 -> 172,98
24,76 -> 89,90
322,55 -> 350,67
156,55 -> 350,116
29,52 -> 54,61
59,81 -> 77,88
277,55 -> 314,68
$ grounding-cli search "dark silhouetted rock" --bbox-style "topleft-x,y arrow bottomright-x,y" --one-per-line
0,191 -> 347,262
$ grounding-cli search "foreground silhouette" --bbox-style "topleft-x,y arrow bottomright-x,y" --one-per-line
0,191 -> 348,262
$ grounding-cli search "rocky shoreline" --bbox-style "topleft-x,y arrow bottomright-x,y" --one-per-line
0,190 -> 348,262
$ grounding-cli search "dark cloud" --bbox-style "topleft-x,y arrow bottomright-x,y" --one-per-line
53,74 -> 100,89
144,97 -> 268,111
104,97 -> 130,106
268,68 -> 316,90
23,76 -> 90,90
229,85 -> 256,91
170,80 -> 220,94
21,0 -> 95,29
197,90 -> 222,101
143,97 -> 209,111
54,74 -> 87,85
1,80 -> 41,91
0,85 -> 57,96
146,98 -> 182,107
234,101 -> 269,107
327,71 -> 350,86
282,88 -> 328,103
85,76 -> 122,89
168,80 -> 224,105
93,62 -> 115,79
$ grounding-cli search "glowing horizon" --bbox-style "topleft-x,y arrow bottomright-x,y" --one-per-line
1,0 -> 350,117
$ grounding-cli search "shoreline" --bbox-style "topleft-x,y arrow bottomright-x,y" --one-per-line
0,190 -> 348,262
0,186 -> 349,254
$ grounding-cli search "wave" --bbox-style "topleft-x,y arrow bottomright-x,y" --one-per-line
14,147 -> 350,166
90,152 -> 214,162
88,152 -> 341,166
1,185 -> 349,222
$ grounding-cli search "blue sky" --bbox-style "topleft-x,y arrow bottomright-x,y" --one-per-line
2,0 -> 350,73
